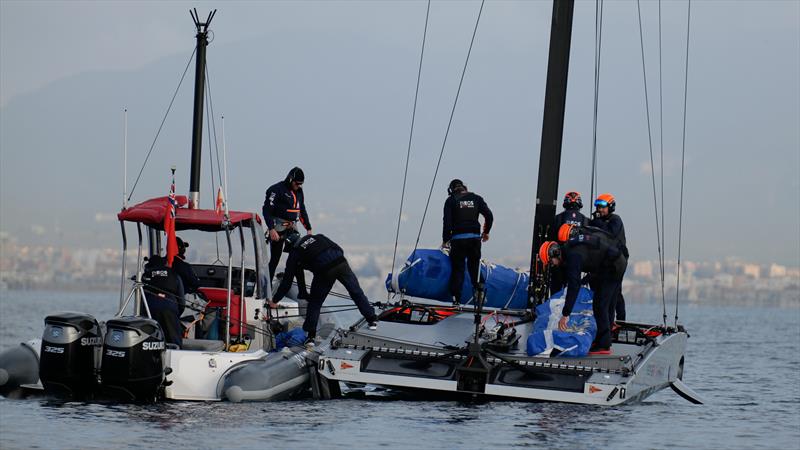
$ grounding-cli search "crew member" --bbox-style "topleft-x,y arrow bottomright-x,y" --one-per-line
442,179 -> 493,306
142,255 -> 185,346
589,193 -> 628,322
263,167 -> 311,297
173,237 -> 200,294
551,191 -> 588,292
538,236 -> 627,354
268,231 -> 378,346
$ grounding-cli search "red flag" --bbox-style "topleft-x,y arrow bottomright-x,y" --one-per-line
215,186 -> 224,213
165,169 -> 179,267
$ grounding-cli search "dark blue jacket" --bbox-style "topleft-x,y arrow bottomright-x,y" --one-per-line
589,213 -> 626,246
273,234 -> 345,302
555,209 -> 588,232
262,180 -> 311,231
561,241 -> 625,317
442,192 -> 493,242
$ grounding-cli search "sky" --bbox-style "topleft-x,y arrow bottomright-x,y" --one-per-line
1,0 -> 798,267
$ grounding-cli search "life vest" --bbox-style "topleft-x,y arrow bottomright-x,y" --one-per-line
294,234 -> 344,273
141,263 -> 184,312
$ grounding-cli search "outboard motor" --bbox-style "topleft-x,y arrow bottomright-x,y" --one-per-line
101,317 -> 167,402
39,312 -> 103,398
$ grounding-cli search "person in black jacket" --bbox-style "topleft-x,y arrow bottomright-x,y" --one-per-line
539,238 -> 627,354
589,193 -> 627,323
173,237 -> 200,295
263,167 -> 312,297
442,179 -> 493,306
268,231 -> 378,345
142,255 -> 185,346
551,191 -> 588,293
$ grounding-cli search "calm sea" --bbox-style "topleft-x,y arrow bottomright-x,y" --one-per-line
0,290 -> 798,450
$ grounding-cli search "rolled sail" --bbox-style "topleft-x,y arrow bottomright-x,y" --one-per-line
385,249 -> 529,309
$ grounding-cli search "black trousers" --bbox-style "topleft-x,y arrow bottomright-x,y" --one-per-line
146,295 -> 182,346
269,238 -> 308,296
449,238 -> 482,302
304,261 -> 377,338
589,256 -> 628,348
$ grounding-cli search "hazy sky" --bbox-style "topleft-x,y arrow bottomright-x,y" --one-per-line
1,0 -> 798,267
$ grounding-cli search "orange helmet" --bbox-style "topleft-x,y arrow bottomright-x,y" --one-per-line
538,241 -> 561,265
594,193 -> 616,213
563,191 -> 583,210
557,223 -> 576,242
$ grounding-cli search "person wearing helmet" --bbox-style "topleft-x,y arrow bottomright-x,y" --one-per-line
551,191 -> 588,292
442,179 -> 493,305
268,231 -> 378,345
538,236 -> 627,354
262,167 -> 312,298
589,193 -> 628,322
554,191 -> 588,230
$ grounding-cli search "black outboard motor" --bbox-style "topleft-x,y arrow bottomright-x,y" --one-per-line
39,312 -> 103,398
100,316 -> 166,402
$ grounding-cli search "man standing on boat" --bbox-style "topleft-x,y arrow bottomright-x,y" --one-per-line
173,237 -> 200,295
263,167 -> 311,298
589,193 -> 628,323
268,231 -> 378,345
442,179 -> 493,306
538,236 -> 627,354
551,191 -> 588,292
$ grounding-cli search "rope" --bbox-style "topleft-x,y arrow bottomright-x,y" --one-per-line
204,62 -> 224,261
589,0 -> 604,202
675,0 -> 692,327
657,0 -> 667,326
636,0 -> 667,326
413,0 -> 485,253
390,0 -> 431,299
128,48 -> 197,202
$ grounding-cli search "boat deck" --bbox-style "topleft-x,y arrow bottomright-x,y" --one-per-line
337,311 -> 643,374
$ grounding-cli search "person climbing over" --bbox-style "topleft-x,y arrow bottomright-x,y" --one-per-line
262,167 -> 311,298
442,179 -> 493,306
538,235 -> 627,354
268,231 -> 378,346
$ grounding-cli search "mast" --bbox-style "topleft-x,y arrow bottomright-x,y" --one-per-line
528,0 -> 575,304
188,9 -> 216,209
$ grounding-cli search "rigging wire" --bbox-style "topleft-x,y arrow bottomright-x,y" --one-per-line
205,63 -> 224,263
128,48 -> 197,202
589,0 -> 604,203
636,0 -> 667,326
413,0 -> 485,253
675,0 -> 692,327
657,0 -> 667,325
390,0 -> 432,299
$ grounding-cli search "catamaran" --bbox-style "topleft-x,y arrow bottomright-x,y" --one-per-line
312,0 -> 702,405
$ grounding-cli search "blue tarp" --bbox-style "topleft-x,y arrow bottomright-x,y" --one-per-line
274,328 -> 307,350
385,249 -> 529,309
526,287 -> 597,357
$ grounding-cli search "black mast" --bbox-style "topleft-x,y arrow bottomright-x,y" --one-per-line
188,9 -> 216,209
528,0 -> 575,304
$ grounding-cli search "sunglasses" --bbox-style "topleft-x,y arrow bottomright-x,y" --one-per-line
594,200 -> 609,207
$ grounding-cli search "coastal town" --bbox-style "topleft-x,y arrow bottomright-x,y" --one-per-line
1,235 -> 797,309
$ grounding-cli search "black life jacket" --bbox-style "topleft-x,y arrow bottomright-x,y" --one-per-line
294,234 -> 344,272
566,227 -> 623,262
141,264 -> 184,311
451,192 -> 481,235
555,210 -> 587,228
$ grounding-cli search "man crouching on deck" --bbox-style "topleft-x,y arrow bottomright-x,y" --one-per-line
268,231 -> 378,346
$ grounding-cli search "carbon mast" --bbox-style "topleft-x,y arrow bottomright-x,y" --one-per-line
188,9 -> 216,209
528,0 -> 575,305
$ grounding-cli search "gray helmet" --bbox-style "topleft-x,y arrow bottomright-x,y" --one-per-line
284,230 -> 302,247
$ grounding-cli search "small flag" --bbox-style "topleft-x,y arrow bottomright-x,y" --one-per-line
215,186 -> 225,213
165,168 -> 179,267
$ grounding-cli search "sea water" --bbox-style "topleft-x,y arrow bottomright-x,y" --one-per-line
1,290 -> 798,449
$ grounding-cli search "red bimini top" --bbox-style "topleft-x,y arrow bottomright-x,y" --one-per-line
117,196 -> 262,232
